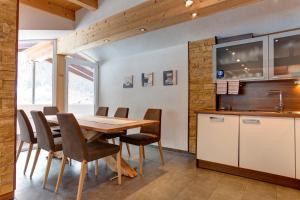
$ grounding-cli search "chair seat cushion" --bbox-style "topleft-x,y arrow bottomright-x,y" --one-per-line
101,131 -> 126,139
120,133 -> 159,146
87,141 -> 120,161
54,137 -> 63,151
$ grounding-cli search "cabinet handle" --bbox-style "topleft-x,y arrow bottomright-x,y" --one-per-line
242,119 -> 260,124
209,116 -> 224,122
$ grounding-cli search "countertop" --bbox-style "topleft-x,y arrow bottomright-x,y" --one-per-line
195,110 -> 300,118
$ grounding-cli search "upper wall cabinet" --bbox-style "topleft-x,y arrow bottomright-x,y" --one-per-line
269,30 -> 300,80
213,36 -> 269,82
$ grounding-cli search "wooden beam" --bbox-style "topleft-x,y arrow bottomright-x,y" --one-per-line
67,0 -> 98,10
56,55 -> 66,112
20,0 -> 75,21
57,0 -> 261,54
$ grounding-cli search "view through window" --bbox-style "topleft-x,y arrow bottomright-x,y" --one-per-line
17,40 -> 54,112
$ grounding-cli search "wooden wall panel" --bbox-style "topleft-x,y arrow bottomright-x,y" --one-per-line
0,0 -> 18,198
188,38 -> 216,153
219,80 -> 300,111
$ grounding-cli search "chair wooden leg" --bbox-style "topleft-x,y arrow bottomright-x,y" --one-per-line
117,151 -> 122,185
55,155 -> 67,193
30,148 -> 41,179
16,141 -> 24,162
142,146 -> 145,159
95,160 -> 99,177
24,143 -> 33,175
77,161 -> 88,200
43,151 -> 54,189
158,140 -> 165,165
139,145 -> 144,175
126,143 -> 131,157
112,138 -> 116,145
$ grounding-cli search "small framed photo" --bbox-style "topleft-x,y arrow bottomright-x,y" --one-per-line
163,70 -> 177,86
141,73 -> 153,87
123,75 -> 133,88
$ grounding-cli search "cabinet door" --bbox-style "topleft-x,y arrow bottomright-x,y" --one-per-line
240,116 -> 295,178
197,114 -> 239,166
213,36 -> 269,82
269,29 -> 300,79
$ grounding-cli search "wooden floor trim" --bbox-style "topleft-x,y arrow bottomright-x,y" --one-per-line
197,159 -> 300,190
0,192 -> 14,200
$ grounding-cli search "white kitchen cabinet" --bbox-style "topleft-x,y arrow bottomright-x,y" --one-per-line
240,116 -> 295,178
295,119 -> 300,179
197,114 -> 239,166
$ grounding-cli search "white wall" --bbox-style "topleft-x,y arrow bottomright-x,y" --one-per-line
99,44 -> 188,151
19,3 -> 74,30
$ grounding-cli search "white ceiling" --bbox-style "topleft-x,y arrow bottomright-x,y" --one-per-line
83,0 -> 300,61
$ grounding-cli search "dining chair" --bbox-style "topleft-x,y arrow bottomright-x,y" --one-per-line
96,106 -> 109,116
30,111 -> 63,188
101,107 -> 131,156
55,113 -> 121,200
120,108 -> 163,175
16,110 -> 38,175
43,106 -> 61,132
43,106 -> 59,116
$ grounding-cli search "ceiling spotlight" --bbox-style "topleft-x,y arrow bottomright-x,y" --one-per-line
104,39 -> 110,43
232,52 -> 236,56
236,59 -> 241,62
140,28 -> 147,32
185,0 -> 194,7
192,12 -> 198,18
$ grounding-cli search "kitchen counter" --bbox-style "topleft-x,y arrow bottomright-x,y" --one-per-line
195,110 -> 300,118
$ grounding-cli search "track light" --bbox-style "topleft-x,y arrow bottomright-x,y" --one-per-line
185,0 -> 194,7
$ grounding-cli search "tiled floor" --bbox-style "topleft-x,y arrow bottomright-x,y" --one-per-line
15,145 -> 300,200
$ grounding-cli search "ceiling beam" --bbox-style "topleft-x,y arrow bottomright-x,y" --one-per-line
67,0 -> 98,10
57,0 -> 261,54
20,0 -> 75,21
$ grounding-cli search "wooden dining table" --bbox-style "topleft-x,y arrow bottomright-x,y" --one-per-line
46,115 -> 159,178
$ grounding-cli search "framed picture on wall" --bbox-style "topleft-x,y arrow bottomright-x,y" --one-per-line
163,70 -> 177,86
123,75 -> 133,88
141,73 -> 153,87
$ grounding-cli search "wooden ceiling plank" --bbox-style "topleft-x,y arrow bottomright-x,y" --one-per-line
57,0 -> 261,54
20,0 -> 75,20
66,0 -> 98,10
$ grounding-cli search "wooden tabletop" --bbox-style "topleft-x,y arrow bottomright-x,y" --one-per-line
46,115 -> 159,133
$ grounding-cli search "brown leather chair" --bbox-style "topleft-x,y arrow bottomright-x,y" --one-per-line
55,113 -> 121,200
43,106 -> 61,133
30,111 -> 63,188
96,106 -> 109,116
43,106 -> 59,115
120,109 -> 164,175
101,107 -> 131,156
16,110 -> 38,175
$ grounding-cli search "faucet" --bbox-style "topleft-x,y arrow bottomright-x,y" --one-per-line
267,90 -> 284,112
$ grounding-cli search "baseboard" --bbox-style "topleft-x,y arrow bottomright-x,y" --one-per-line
197,159 -> 300,190
0,192 -> 14,200
148,144 -> 193,156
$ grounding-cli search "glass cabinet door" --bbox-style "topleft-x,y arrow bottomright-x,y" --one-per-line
269,30 -> 300,79
213,37 -> 268,81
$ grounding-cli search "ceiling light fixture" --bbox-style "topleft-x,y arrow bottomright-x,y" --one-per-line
140,28 -> 147,32
104,39 -> 110,43
192,12 -> 198,18
185,0 -> 194,7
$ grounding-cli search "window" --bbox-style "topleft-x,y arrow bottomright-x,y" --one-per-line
66,57 -> 98,115
17,40 -> 54,106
